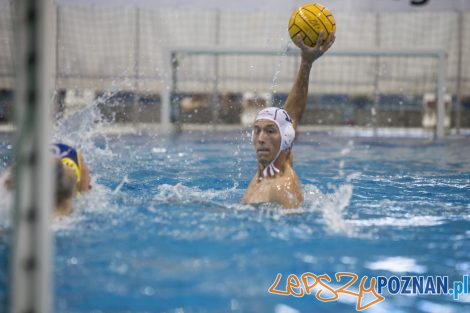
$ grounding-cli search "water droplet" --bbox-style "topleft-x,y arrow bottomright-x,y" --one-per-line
152,147 -> 167,154
141,286 -> 155,296
68,257 -> 78,265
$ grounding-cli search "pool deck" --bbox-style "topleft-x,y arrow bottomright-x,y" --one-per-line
1,123 -> 469,138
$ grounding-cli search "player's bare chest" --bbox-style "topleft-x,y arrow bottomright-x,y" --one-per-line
245,177 -> 281,202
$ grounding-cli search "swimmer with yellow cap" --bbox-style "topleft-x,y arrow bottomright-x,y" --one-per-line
2,144 -> 91,217
242,31 -> 335,208
52,143 -> 92,193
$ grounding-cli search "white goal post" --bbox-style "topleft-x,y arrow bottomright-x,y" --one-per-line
161,47 -> 447,137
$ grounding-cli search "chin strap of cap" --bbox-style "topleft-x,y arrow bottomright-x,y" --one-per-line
262,150 -> 282,177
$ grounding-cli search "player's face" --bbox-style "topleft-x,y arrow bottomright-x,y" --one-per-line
252,120 -> 281,166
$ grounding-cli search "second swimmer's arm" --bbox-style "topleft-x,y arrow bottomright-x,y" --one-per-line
284,31 -> 336,130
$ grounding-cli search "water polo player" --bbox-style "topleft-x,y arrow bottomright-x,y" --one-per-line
52,143 -> 92,193
242,31 -> 335,208
1,143 -> 90,217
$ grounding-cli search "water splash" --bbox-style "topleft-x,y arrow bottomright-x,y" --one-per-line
113,175 -> 129,194
303,184 -> 355,236
365,256 -> 427,274
49,85 -> 130,228
53,89 -> 119,164
155,183 -> 238,208
152,181 -> 357,238
270,43 -> 291,100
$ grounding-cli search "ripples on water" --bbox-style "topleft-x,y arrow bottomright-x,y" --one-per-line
0,99 -> 469,313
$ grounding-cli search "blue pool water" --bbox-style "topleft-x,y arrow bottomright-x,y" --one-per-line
0,127 -> 470,313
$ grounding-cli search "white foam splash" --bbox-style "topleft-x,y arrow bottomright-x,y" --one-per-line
113,175 -> 129,194
51,210 -> 86,232
153,182 -> 358,237
417,300 -> 457,313
347,216 -> 444,227
274,304 -> 299,313
365,257 -> 427,274
155,183 -> 238,206
302,184 -> 356,236
52,183 -> 117,232
53,88 -> 124,176
50,90 -> 123,229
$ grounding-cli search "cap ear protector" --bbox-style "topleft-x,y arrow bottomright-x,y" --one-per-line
281,123 -> 296,151
61,156 -> 81,191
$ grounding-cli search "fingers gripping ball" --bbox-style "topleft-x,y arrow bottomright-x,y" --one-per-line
288,3 -> 336,47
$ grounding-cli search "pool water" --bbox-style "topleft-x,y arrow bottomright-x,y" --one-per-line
1,127 -> 470,313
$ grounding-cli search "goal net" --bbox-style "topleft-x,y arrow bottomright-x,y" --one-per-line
162,47 -> 447,134
0,3 -> 466,136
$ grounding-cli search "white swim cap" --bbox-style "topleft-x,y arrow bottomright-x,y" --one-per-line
254,107 -> 296,177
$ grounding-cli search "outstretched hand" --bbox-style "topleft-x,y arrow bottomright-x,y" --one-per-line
297,30 -> 335,64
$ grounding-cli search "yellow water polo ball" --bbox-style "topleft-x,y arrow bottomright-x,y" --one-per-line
288,3 -> 336,48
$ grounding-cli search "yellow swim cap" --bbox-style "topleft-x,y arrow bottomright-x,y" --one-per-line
53,143 -> 83,193
61,155 -> 81,192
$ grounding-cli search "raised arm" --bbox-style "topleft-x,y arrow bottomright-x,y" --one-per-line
284,31 -> 335,130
